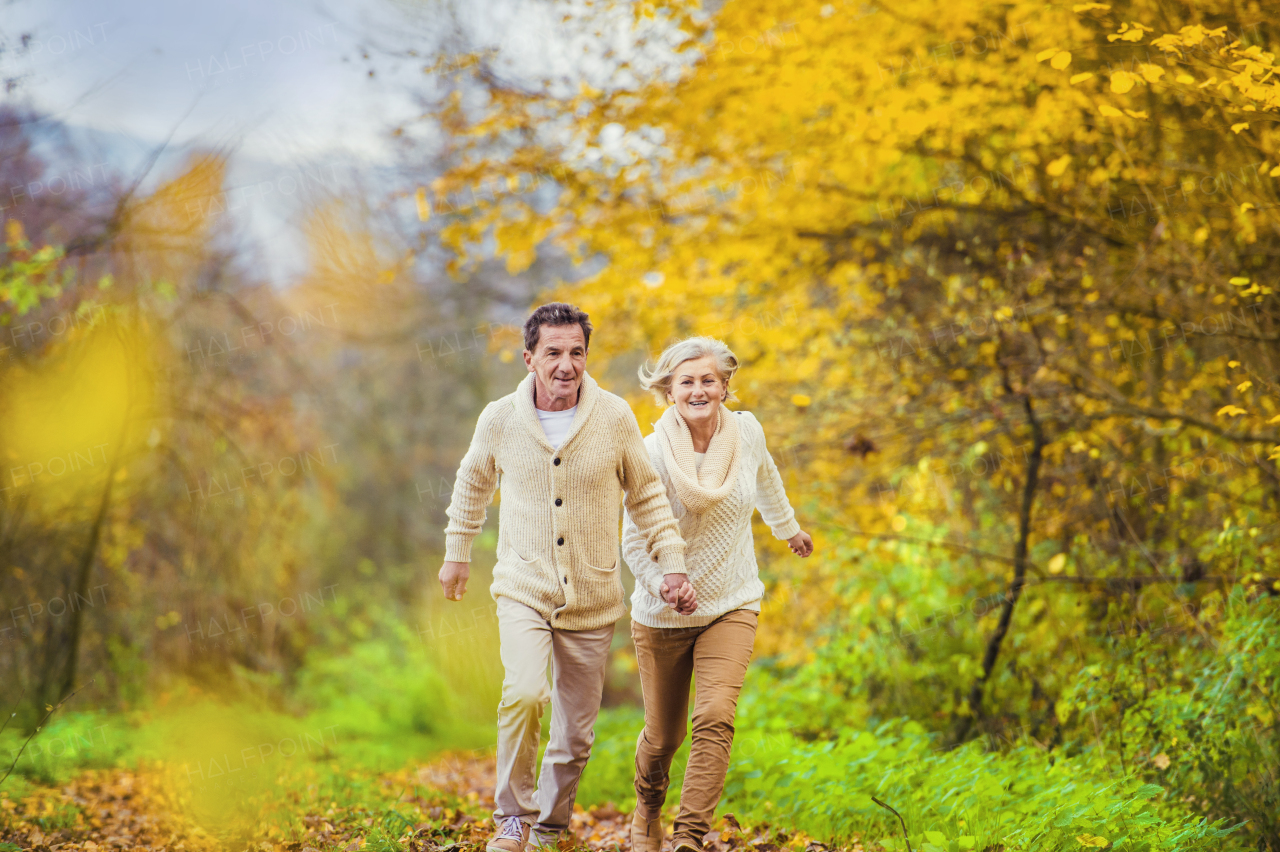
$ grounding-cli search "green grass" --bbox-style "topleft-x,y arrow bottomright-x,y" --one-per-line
575,705 -> 1245,852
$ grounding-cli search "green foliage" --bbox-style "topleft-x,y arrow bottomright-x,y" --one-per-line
728,723 -> 1242,851
288,633 -> 494,768
2,639 -> 481,788
293,639 -> 449,737
574,549 -> 1274,850
0,223 -> 71,322
0,710 -> 130,787
1058,592 -> 1279,848
577,706 -> 677,808
578,705 -> 1245,851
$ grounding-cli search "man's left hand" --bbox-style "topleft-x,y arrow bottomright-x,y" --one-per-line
660,573 -> 698,615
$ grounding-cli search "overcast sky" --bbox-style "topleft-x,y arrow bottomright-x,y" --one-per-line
3,0 -> 693,158
1,0 -> 457,282
2,0 -> 423,163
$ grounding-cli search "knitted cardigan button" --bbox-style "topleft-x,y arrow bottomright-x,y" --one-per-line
557,537 -> 564,545
553,457 -> 561,465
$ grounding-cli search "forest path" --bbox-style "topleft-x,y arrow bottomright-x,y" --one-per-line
1,753 -> 861,852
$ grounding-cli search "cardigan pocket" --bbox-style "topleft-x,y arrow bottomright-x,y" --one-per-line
584,557 -> 619,573
500,538 -> 538,566
504,546 -> 558,585
512,549 -> 539,566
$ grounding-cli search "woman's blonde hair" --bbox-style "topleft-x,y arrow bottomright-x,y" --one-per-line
638,336 -> 740,405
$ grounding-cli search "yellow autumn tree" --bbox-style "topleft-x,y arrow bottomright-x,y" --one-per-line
421,0 -> 1279,740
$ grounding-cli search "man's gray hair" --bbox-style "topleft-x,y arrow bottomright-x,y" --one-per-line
523,302 -> 593,353
638,337 -> 740,404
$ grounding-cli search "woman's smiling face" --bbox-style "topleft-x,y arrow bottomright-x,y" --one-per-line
668,355 -> 726,427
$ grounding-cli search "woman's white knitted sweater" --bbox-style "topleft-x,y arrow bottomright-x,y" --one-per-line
622,409 -> 801,629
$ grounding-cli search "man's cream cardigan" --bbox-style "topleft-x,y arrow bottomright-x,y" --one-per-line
444,371 -> 687,630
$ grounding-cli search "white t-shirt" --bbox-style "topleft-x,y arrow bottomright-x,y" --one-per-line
537,405 -> 578,450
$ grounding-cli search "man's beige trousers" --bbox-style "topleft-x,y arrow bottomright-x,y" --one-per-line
631,609 -> 758,850
493,596 -> 614,830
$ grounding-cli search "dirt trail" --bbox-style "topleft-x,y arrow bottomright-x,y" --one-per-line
1,754 -> 862,852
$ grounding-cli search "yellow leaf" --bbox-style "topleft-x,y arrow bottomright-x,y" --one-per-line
1070,72 -> 1095,84
1270,165 -> 1280,177
791,393 -> 812,407
1175,73 -> 1196,84
1110,72 -> 1136,93
1139,64 -> 1165,82
1124,109 -> 1149,119
1232,122 -> 1250,134
1098,105 -> 1123,116
1237,381 -> 1252,392
1268,415 -> 1280,424
1036,48 -> 1060,62
415,187 -> 431,222
1229,277 -> 1251,285
5,219 -> 26,244
1046,155 -> 1072,177
1217,405 -> 1247,417
1117,21 -> 1149,41
1072,2 -> 1111,10
1051,51 -> 1073,70
1047,553 -> 1067,574
1229,360 -> 1241,367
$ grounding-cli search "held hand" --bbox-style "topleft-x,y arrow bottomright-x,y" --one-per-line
659,573 -> 698,615
787,531 -> 814,557
439,561 -> 470,601
675,581 -> 698,614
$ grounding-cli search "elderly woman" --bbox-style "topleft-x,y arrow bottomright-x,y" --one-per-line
621,337 -> 813,852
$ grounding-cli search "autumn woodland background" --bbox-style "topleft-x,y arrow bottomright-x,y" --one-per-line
1,0 -> 1279,850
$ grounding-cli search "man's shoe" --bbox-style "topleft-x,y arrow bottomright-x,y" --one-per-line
672,839 -> 702,852
630,809 -> 664,852
487,817 -> 530,852
529,826 -> 561,852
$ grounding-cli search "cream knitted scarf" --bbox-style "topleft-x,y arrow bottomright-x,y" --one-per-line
655,403 -> 741,515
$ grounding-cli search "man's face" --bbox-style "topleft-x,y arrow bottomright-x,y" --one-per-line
524,323 -> 587,410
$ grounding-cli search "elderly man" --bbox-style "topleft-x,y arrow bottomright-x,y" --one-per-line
439,302 -> 696,852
